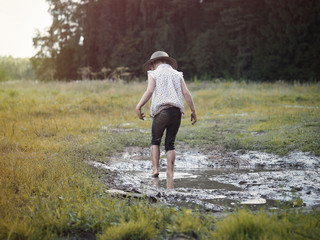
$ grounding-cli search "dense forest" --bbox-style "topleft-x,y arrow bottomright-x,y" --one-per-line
32,0 -> 320,81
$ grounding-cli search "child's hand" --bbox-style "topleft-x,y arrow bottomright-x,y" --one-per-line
191,112 -> 197,125
136,108 -> 145,120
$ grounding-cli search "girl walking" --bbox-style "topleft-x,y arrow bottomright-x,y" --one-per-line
136,51 -> 197,180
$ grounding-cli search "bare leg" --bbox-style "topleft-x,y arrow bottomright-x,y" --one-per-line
151,145 -> 160,177
166,150 -> 176,178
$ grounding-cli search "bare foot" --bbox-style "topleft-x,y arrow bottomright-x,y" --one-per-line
152,172 -> 159,178
166,171 -> 174,178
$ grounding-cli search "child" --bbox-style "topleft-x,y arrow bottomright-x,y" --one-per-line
136,51 -> 197,179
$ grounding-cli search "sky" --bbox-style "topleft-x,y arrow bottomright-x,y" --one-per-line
0,0 -> 52,58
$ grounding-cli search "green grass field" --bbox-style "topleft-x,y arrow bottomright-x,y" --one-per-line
1,80 -> 319,239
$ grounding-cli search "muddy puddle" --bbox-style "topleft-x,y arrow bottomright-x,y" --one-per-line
89,148 -> 320,212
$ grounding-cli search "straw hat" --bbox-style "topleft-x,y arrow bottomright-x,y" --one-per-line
143,51 -> 178,74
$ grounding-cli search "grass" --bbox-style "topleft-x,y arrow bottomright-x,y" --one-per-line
211,209 -> 320,240
0,80 -> 319,239
178,81 -> 320,155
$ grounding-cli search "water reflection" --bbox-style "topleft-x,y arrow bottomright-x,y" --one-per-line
90,149 -> 320,210
167,176 -> 174,189
152,175 -> 174,189
152,177 -> 159,187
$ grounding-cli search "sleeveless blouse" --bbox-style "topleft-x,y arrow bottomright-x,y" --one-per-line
148,64 -> 185,117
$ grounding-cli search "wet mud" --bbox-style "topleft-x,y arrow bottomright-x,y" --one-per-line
89,147 -> 320,212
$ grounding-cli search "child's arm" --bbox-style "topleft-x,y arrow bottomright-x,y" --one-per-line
136,74 -> 156,120
180,78 -> 197,125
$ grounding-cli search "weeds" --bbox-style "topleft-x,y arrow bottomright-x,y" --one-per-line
98,218 -> 156,240
211,209 -> 320,240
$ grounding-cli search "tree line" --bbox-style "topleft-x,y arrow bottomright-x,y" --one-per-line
32,0 -> 320,81
0,57 -> 35,81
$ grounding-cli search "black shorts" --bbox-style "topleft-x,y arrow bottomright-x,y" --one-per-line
151,107 -> 182,152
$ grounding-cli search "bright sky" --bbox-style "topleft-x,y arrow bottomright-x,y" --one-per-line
0,0 -> 52,58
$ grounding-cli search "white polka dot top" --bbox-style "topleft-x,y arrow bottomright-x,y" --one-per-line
148,64 -> 185,117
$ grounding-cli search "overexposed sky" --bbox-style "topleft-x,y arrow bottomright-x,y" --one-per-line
0,0 -> 52,58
